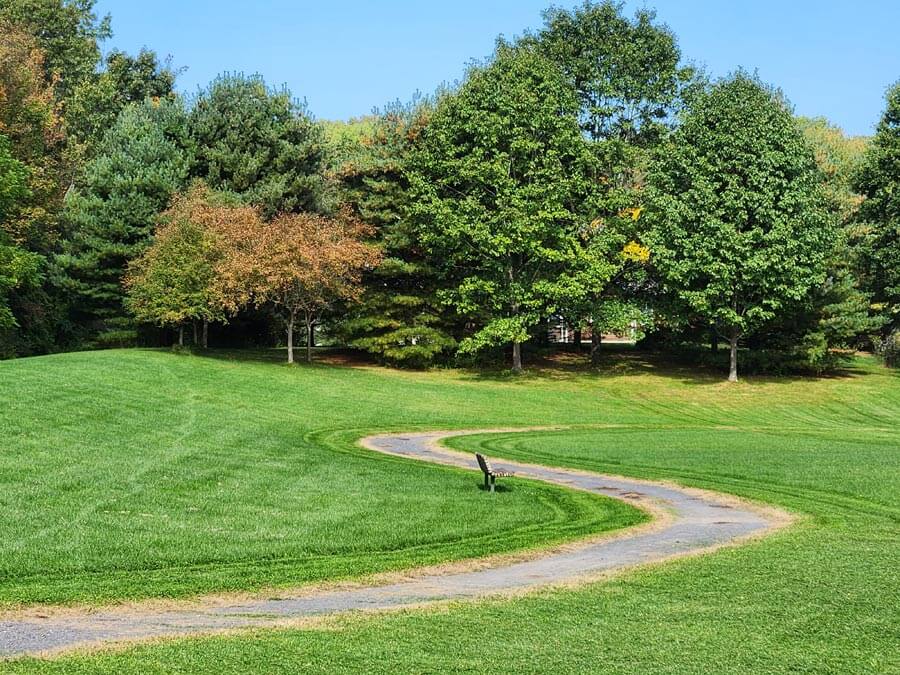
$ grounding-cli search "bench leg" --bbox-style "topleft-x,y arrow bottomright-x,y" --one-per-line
484,474 -> 490,490
490,475 -> 495,493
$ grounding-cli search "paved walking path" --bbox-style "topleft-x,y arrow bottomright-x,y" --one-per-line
0,430 -> 787,659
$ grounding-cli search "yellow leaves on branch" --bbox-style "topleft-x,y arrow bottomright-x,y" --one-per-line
618,206 -> 643,221
620,240 -> 650,263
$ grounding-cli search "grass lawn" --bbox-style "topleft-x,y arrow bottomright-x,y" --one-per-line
3,348 -> 899,672
0,349 -> 644,607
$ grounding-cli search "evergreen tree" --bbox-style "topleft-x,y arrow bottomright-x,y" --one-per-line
853,82 -> 900,332
331,102 -> 457,366
59,97 -> 191,345
188,73 -> 326,218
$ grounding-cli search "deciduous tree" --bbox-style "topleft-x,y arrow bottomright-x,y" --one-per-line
0,0 -> 110,98
66,48 -> 178,159
646,73 -> 833,381
853,82 -> 900,332
216,208 -> 380,364
124,183 -> 230,347
408,44 -> 606,371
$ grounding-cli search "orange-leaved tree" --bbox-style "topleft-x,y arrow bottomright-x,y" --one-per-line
125,183 -> 258,347
216,208 -> 380,363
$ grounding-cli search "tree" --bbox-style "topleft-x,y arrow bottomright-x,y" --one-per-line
0,134 -> 28,220
797,116 -> 868,224
853,82 -> 900,333
216,208 -> 380,364
0,22 -> 67,252
408,44 -> 604,371
527,1 -> 692,362
331,101 -> 458,366
0,134 -> 40,334
0,0 -> 110,98
531,0 -> 688,147
60,97 -> 192,345
66,48 -> 179,158
646,73 -> 834,381
124,183 -> 230,347
189,73 -> 326,219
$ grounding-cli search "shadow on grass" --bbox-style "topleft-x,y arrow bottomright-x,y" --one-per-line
477,483 -> 513,493
454,346 -> 871,387
156,344 -> 875,388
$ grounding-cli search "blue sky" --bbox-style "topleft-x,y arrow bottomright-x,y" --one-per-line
94,0 -> 900,136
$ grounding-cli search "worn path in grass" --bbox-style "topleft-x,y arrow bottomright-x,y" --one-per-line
0,430 -> 789,659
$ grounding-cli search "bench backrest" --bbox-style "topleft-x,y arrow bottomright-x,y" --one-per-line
475,453 -> 492,475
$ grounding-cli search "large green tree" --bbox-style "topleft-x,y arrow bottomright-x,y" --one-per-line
531,0 -> 688,147
646,73 -> 834,381
60,97 -> 192,345
331,102 -> 457,366
0,134 -> 40,336
66,49 -> 178,159
188,74 -> 326,218
0,0 -> 110,98
853,82 -> 900,332
527,1 -> 692,359
408,44 -> 607,371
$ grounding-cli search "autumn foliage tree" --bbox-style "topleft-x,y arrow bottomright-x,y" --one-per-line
124,183 -> 235,347
216,209 -> 380,363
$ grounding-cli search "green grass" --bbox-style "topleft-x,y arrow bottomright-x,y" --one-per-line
0,349 -> 644,607
3,348 -> 900,673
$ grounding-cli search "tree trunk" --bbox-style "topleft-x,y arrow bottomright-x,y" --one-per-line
591,331 -> 602,365
728,331 -> 739,382
573,328 -> 583,352
202,320 -> 208,349
512,341 -> 523,372
192,321 -> 198,345
304,311 -> 314,363
178,325 -> 184,347
286,313 -> 295,364
711,328 -> 719,353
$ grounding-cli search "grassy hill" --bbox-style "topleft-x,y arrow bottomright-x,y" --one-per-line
2,348 -> 898,673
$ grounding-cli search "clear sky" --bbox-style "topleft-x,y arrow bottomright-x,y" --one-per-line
94,0 -> 900,137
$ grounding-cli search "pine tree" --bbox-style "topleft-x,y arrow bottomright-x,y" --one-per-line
59,98 -> 191,345
188,73 -> 326,219
331,103 -> 457,366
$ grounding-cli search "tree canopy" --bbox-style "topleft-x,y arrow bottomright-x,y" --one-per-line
853,82 -> 900,332
408,43 -> 608,370
188,73 -> 326,219
646,73 -> 834,381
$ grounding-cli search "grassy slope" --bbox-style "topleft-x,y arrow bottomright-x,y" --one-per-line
0,349 -> 645,606
4,349 -> 900,673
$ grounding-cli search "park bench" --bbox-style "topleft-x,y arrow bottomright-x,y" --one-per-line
475,453 -> 512,493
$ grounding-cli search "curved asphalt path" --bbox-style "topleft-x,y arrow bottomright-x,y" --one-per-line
0,430 -> 785,659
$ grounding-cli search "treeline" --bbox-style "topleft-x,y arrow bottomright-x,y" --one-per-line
0,1 -> 898,379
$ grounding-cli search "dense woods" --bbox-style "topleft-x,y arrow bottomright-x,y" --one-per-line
1,0 -> 897,378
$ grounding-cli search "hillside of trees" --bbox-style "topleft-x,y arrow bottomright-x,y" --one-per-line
1,0 -> 898,378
